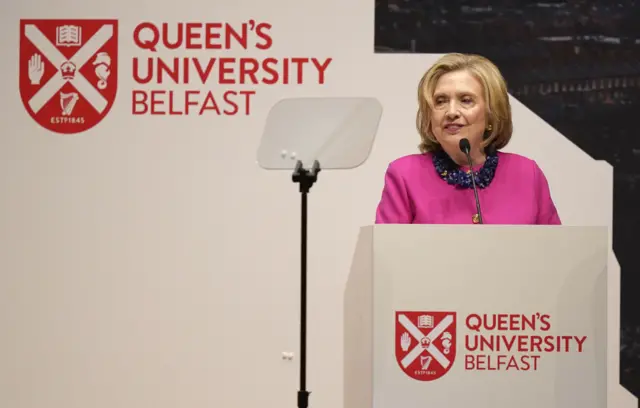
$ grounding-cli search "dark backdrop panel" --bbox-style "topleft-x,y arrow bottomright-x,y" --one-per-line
374,0 -> 640,398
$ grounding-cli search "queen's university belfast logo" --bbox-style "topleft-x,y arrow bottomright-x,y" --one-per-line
395,311 -> 457,381
20,19 -> 118,134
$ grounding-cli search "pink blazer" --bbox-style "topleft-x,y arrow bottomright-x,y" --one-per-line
375,151 -> 561,225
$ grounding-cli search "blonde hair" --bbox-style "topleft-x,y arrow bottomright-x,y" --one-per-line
416,53 -> 513,153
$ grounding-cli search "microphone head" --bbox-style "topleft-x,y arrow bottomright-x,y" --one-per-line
459,138 -> 471,153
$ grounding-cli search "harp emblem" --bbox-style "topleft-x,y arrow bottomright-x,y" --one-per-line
60,91 -> 79,116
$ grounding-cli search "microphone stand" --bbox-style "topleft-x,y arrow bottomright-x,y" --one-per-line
291,159 -> 321,408
465,153 -> 483,224
459,139 -> 483,224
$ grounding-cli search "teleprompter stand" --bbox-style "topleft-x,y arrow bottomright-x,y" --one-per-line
256,96 -> 383,408
291,159 -> 321,408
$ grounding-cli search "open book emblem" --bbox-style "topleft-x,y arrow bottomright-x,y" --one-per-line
56,25 -> 82,47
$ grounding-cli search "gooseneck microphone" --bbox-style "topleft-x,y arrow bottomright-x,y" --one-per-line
459,138 -> 483,224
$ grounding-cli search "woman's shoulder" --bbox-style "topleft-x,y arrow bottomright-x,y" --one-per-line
386,153 -> 433,172
497,151 -> 551,185
497,151 -> 539,170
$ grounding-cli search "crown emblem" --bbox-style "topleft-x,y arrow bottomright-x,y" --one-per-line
60,61 -> 76,80
420,337 -> 432,348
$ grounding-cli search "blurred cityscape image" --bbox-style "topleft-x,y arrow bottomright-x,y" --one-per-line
374,0 -> 640,397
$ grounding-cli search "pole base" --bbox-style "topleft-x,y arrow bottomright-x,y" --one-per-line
297,390 -> 310,408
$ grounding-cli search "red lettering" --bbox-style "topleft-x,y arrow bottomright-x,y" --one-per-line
539,314 -> 551,331
193,59 -> 215,83
465,354 -> 540,371
218,58 -> 236,84
132,58 -> 153,83
529,335 -> 542,352
262,58 -> 279,84
255,23 -> 272,49
185,22 -> 202,49
465,334 -> 587,353
132,90 -> 148,114
465,354 -> 476,369
132,21 -> 274,51
204,23 -> 223,49
131,90 -> 255,116
133,22 -> 159,51
240,59 -> 259,84
465,313 -> 552,332
502,335 -> 516,351
132,57 -> 331,86
313,58 -> 332,84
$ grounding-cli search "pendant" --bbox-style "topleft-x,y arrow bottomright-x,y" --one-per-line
472,214 -> 480,224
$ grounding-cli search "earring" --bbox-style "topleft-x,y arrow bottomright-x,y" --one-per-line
486,124 -> 493,132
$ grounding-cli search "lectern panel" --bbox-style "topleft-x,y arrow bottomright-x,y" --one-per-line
345,225 -> 607,408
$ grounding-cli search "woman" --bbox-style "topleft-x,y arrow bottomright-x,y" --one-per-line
375,53 -> 561,225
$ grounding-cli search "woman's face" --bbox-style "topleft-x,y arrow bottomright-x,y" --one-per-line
429,70 -> 488,163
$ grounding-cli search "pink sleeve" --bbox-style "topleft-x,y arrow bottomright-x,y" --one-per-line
375,163 -> 413,224
533,161 -> 561,225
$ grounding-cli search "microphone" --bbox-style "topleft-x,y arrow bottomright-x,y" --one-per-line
459,138 -> 483,224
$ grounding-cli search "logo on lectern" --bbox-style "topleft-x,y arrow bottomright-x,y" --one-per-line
395,311 -> 456,381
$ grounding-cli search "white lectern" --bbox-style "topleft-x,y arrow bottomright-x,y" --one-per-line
344,225 -> 608,408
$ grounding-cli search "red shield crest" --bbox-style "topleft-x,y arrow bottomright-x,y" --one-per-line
395,311 -> 456,381
19,19 -> 118,134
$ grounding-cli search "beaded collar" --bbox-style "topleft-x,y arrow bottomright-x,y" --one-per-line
432,149 -> 499,189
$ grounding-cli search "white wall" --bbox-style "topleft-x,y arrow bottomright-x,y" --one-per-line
0,0 -> 636,407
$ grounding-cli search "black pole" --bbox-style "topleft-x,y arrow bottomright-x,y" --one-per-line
291,159 -> 321,408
